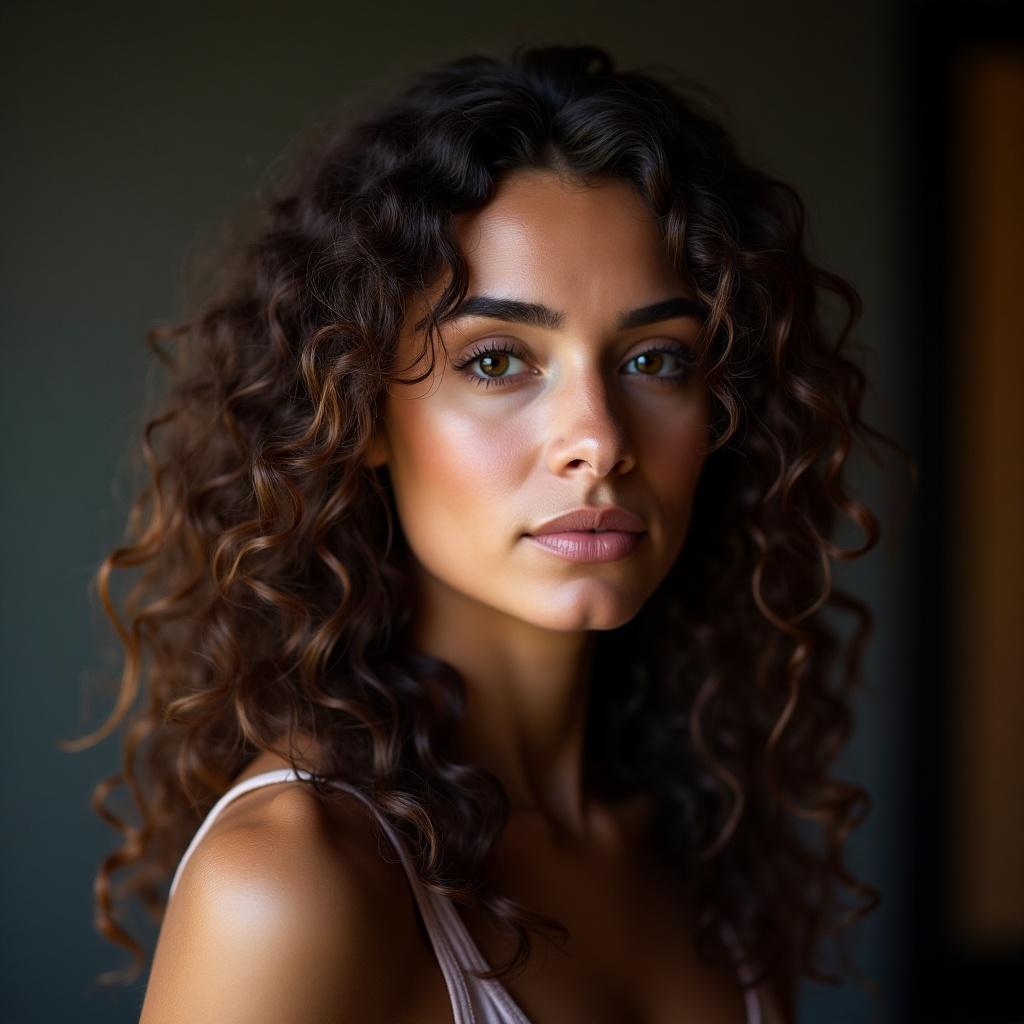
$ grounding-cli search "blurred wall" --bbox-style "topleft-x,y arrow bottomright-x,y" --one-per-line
949,49 -> 1024,946
0,2 -> 915,1021
906,9 -> 1024,1020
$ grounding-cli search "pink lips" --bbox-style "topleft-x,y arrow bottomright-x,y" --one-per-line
527,530 -> 642,562
523,506 -> 646,564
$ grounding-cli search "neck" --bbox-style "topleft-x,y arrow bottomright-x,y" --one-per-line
410,564 -> 599,839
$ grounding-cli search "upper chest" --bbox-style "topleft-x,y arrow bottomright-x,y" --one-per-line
402,816 -> 752,1024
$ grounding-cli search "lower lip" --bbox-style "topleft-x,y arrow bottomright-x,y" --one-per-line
524,530 -> 644,563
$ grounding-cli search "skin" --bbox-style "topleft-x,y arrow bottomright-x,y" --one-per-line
367,167 -> 711,842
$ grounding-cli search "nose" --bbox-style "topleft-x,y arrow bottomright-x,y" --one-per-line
544,370 -> 636,479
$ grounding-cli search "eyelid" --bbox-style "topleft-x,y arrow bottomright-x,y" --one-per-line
452,337 -> 530,370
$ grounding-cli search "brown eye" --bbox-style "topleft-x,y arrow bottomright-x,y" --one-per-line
454,341 -> 531,388
479,352 -> 511,377
633,352 -> 666,375
622,346 -> 694,381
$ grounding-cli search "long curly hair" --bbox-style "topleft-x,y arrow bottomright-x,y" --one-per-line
64,42 -> 913,1023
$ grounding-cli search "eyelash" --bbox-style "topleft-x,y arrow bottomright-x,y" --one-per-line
453,340 -> 696,390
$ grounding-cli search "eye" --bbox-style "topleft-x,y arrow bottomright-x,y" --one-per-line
622,345 -> 695,383
453,340 -> 531,388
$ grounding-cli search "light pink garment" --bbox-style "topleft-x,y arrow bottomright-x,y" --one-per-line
169,768 -> 764,1024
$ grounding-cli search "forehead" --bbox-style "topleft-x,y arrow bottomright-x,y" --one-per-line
400,169 -> 690,344
451,169 -> 685,314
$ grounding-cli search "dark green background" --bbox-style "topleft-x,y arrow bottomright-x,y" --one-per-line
1,2 -> 918,1021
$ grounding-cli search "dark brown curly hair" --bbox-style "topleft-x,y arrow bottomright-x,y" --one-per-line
63,42 -> 914,1024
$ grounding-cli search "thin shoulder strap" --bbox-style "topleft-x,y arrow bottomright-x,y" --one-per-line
720,919 -> 763,1024
168,768 -> 302,898
167,767 -> 479,1024
328,779 -> 479,1024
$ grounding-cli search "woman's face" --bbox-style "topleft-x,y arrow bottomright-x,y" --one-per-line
369,169 -> 710,633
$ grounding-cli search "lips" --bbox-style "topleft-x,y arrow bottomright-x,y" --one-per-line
526,506 -> 646,536
526,529 -> 643,562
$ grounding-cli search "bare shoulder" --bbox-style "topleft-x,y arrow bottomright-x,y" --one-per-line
140,779 -> 421,1024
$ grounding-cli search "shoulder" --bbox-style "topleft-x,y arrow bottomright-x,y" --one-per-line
140,779 -> 421,1024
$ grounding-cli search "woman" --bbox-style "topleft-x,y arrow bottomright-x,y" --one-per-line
68,43 -> 906,1024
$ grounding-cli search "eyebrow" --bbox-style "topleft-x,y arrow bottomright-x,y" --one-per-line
414,294 -> 706,333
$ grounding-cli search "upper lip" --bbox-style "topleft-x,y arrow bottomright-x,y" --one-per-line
526,506 -> 646,536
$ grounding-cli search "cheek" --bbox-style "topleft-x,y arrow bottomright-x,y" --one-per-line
640,397 -> 709,488
647,421 -> 708,493
633,399 -> 710,549
385,396 -> 530,547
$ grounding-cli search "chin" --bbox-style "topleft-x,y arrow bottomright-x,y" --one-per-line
515,582 -> 647,633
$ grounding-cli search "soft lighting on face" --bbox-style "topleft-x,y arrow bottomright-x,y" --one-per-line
372,169 -> 711,634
